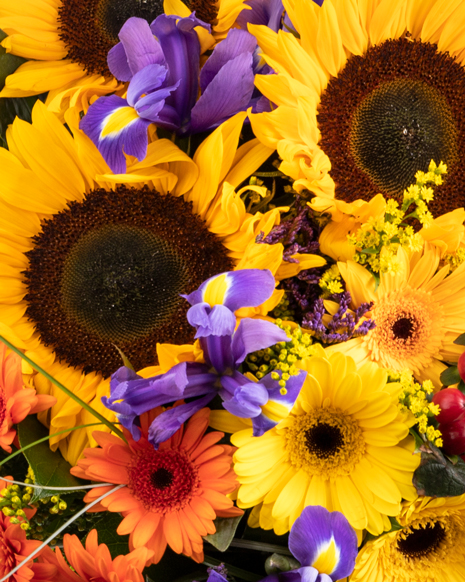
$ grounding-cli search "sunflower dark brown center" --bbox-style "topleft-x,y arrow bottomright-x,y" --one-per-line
318,38 -> 465,216
185,0 -> 218,25
304,423 -> 344,459
61,224 -> 188,343
349,79 -> 457,197
392,317 -> 415,340
58,0 -> 165,77
24,185 -> 233,377
396,521 -> 446,559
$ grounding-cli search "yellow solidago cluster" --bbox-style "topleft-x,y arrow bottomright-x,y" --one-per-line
0,480 -> 33,530
244,320 -> 317,391
394,370 -> 443,447
319,265 -> 344,296
348,160 -> 448,275
443,247 -> 465,272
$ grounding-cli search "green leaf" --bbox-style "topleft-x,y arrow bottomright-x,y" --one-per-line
458,379 -> 465,394
0,94 -> 46,149
454,332 -> 465,346
204,515 -> 243,552
440,365 -> 461,387
413,443 -> 465,497
88,512 -> 129,559
112,345 -> 134,370
409,427 -> 424,453
18,415 -> 85,502
0,30 -> 26,91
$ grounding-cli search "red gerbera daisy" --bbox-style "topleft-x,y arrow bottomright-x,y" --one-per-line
71,408 -> 243,564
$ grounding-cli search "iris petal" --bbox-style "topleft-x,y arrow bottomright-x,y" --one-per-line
288,506 -> 357,580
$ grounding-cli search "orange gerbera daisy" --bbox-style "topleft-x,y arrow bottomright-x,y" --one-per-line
38,529 -> 152,582
71,408 -> 243,564
0,508 -> 53,582
0,343 -> 55,452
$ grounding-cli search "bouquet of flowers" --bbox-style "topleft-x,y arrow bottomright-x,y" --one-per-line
0,0 -> 464,580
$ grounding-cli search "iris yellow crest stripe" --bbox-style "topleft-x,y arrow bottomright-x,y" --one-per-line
261,400 -> 290,422
203,273 -> 229,307
312,539 -> 339,575
100,106 -> 139,138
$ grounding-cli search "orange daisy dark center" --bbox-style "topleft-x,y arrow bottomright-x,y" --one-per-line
317,38 -> 465,216
58,0 -> 165,77
128,447 -> 200,512
23,185 -> 232,377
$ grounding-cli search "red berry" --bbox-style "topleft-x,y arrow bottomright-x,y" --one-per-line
439,414 -> 465,455
432,388 -> 465,424
458,351 -> 465,382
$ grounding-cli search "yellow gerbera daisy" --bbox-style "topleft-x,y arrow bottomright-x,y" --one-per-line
249,0 -> 465,219
0,0 -> 246,112
0,102 -> 325,465
351,494 -> 465,582
329,243 -> 465,387
231,347 -> 419,537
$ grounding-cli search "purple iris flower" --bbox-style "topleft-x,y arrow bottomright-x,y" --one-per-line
204,506 -> 357,582
80,15 -> 265,173
102,269 -> 307,446
236,0 -> 286,33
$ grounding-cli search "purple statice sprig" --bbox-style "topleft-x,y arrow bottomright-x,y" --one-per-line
257,199 -> 328,318
303,291 -> 375,344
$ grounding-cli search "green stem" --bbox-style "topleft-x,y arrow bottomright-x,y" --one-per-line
203,556 -> 262,582
229,539 -> 292,555
0,335 -> 126,442
253,171 -> 283,178
0,422 -> 105,467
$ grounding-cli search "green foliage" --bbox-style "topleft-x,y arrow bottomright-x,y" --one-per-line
0,30 -> 25,91
440,365 -> 462,387
87,512 -> 130,559
18,415 -> 85,502
204,515 -> 243,552
413,443 -> 465,497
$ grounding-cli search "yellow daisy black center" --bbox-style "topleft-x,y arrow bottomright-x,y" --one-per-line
24,185 -> 233,377
317,38 -> 465,216
58,0 -> 165,77
283,407 -> 365,478
396,521 -> 446,559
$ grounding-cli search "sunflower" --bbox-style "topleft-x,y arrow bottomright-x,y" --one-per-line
351,495 -> 465,582
249,0 -> 465,219
0,101 -> 308,465
231,346 -> 419,537
0,0 -> 246,112
71,408 -> 243,564
328,243 -> 465,387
